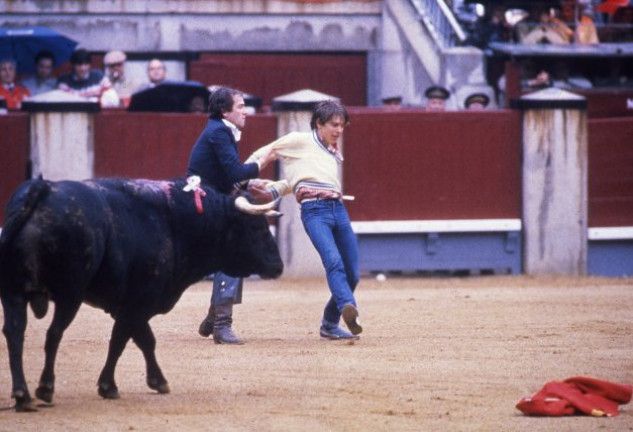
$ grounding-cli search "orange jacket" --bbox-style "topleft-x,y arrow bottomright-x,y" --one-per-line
0,83 -> 30,110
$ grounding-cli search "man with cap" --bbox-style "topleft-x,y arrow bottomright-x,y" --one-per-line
424,85 -> 450,111
464,92 -> 490,110
381,95 -> 402,111
103,50 -> 141,107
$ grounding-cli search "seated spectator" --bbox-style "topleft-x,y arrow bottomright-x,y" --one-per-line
464,93 -> 490,110
188,95 -> 206,113
19,50 -> 57,96
381,95 -> 402,110
137,58 -> 168,92
103,50 -> 142,107
593,58 -> 633,87
0,58 -> 30,109
550,60 -> 593,90
521,7 -> 574,44
497,59 -> 551,107
424,85 -> 450,111
57,48 -> 118,107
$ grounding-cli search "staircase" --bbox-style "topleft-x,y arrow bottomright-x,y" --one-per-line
380,0 -> 493,109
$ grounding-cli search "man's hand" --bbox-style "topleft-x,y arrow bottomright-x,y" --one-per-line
247,179 -> 275,204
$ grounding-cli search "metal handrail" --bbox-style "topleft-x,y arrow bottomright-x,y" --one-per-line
410,0 -> 467,48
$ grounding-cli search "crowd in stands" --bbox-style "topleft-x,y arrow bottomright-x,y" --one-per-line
455,0 -> 633,46
0,47 -> 179,111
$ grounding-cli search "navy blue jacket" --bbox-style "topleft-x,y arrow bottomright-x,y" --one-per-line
186,118 -> 259,194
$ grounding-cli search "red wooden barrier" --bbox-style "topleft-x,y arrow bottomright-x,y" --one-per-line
0,113 -> 29,222
343,108 -> 523,222
93,111 -> 277,180
189,53 -> 366,107
588,117 -> 633,227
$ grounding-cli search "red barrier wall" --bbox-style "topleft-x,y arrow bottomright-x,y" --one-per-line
588,117 -> 633,227
94,111 -> 277,180
343,109 -> 523,221
189,53 -> 366,107
5,109 -> 631,233
0,113 -> 29,222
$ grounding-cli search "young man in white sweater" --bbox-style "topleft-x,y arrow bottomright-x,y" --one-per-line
247,100 -> 362,339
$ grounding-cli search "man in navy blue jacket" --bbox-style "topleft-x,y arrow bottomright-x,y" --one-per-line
187,86 -> 275,344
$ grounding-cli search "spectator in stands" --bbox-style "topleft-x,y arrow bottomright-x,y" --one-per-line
188,95 -> 206,113
594,58 -> 633,87
188,86 -> 276,345
0,58 -> 30,110
381,95 -> 402,110
521,7 -> 574,44
496,58 -> 551,107
559,0 -> 601,43
57,48 -> 118,107
464,92 -> 490,110
550,60 -> 593,90
136,58 -> 167,92
424,85 -> 450,111
244,100 -> 363,340
19,50 -> 57,96
103,50 -> 141,107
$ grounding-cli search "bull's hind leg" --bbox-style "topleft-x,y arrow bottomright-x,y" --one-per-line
131,321 -> 169,394
35,298 -> 82,404
1,293 -> 36,412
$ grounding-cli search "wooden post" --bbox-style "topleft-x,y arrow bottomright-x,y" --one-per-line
22,91 -> 100,181
513,88 -> 588,275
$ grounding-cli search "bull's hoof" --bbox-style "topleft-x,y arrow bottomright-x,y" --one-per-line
35,383 -> 54,403
148,378 -> 170,394
13,390 -> 37,413
97,382 -> 120,400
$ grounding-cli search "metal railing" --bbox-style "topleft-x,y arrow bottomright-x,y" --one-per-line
410,0 -> 467,48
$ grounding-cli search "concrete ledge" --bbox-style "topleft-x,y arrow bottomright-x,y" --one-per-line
588,226 -> 633,240
351,219 -> 522,234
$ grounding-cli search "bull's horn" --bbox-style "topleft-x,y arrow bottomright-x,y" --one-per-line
235,196 -> 280,215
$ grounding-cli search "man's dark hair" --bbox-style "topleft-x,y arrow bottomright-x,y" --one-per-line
70,49 -> 91,65
310,100 -> 349,130
35,50 -> 55,65
208,86 -> 242,119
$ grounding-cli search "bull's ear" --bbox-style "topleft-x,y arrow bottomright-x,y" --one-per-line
234,196 -> 280,215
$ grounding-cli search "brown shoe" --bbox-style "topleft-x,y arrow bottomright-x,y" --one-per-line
341,304 -> 363,335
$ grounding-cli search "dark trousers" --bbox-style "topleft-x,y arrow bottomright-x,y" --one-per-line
211,271 -> 243,307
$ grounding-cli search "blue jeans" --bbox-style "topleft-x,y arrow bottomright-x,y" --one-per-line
300,199 -> 360,326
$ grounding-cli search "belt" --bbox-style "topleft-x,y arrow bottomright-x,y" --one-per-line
300,197 -> 340,204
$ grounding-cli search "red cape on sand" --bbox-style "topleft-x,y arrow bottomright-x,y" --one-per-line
516,376 -> 632,417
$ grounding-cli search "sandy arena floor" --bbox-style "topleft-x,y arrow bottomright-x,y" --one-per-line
0,274 -> 632,431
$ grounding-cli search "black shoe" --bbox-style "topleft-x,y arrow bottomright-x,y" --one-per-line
341,304 -> 363,335
198,316 -> 214,337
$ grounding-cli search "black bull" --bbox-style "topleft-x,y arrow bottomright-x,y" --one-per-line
0,177 -> 283,411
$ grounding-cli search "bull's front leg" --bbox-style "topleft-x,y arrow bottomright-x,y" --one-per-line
35,298 -> 82,405
1,294 -> 35,412
97,318 -> 133,399
131,320 -> 169,394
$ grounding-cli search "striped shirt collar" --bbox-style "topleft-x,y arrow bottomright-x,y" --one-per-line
312,130 -> 343,163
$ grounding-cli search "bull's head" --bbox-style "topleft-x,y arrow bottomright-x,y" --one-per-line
218,196 -> 284,279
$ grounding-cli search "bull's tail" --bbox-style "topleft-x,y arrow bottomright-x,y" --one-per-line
0,179 -> 52,318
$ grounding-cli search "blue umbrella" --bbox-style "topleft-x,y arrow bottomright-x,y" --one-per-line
0,26 -> 78,74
